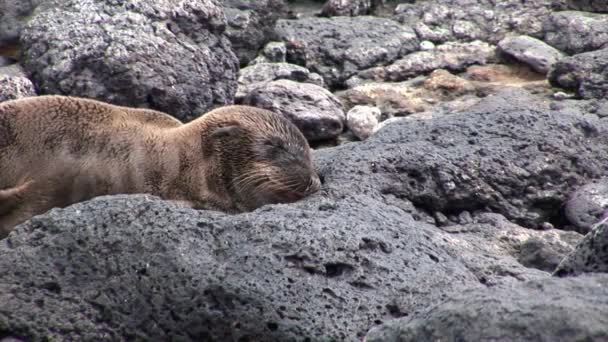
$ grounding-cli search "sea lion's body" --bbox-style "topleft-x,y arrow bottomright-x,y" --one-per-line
0,96 -> 320,237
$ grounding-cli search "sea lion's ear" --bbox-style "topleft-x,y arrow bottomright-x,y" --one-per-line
209,125 -> 242,140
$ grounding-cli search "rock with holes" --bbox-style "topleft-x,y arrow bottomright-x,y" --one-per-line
241,79 -> 345,141
552,0 -> 608,12
564,179 -> 608,234
0,65 -> 37,101
236,62 -> 324,101
0,0 -> 43,44
366,274 -> 608,342
555,220 -> 608,276
320,0 -> 374,17
549,48 -> 608,100
543,11 -> 608,55
393,0 -> 555,44
346,105 -> 380,140
275,16 -> 419,88
349,40 -> 495,85
497,35 -> 565,75
315,88 -> 608,229
222,0 -> 288,65
20,0 -> 238,122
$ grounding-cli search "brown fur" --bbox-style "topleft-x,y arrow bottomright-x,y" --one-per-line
0,95 -> 320,237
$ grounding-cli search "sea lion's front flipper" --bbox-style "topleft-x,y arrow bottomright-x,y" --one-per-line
0,177 -> 33,216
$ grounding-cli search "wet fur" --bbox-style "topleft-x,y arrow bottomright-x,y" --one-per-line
0,96 -> 319,237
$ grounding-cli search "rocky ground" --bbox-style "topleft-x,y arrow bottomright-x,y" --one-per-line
1,0 -> 608,341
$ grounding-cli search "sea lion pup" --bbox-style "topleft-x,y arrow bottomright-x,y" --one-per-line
0,95 -> 321,237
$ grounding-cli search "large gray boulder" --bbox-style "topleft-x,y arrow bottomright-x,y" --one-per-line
394,0 -> 555,44
366,274 -> 608,342
549,48 -> 608,100
543,11 -> 608,55
318,89 -> 608,228
222,0 -> 288,65
497,35 -> 565,75
275,16 -> 419,88
20,0 -> 239,122
242,79 -> 345,141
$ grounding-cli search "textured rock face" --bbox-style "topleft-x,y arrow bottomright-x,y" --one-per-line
317,89 -> 608,229
275,16 -> 419,88
394,0 -> 555,44
497,35 -> 564,75
549,48 -> 608,100
236,62 -> 324,100
351,40 -> 495,84
552,0 -> 608,13
0,0 -> 43,44
543,11 -> 608,55
242,79 -> 345,141
366,274 -> 608,342
565,179 -> 608,233
0,89 -> 602,341
0,65 -> 36,101
320,0 -> 373,16
222,0 -> 288,65
555,221 -> 608,276
20,0 -> 239,122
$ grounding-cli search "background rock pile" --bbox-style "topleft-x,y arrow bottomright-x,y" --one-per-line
1,0 -> 607,340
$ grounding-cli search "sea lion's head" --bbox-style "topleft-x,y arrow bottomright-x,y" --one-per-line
202,106 -> 321,211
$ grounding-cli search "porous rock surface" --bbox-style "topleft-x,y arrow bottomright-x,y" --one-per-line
0,64 -> 36,101
394,0 -> 555,44
565,179 -> 608,233
549,48 -> 608,100
241,79 -> 345,141
316,89 -> 608,229
0,0 -> 43,44
555,220 -> 608,276
366,274 -> 608,342
275,16 -> 419,88
236,62 -> 324,101
350,40 -> 495,84
222,0 -> 288,65
320,0 -> 374,17
552,0 -> 608,13
0,89 -> 602,340
20,0 -> 239,122
543,11 -> 608,55
497,35 -> 564,75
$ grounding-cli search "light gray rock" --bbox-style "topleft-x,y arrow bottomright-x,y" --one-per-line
20,0 -> 238,122
275,16 -> 419,88
549,48 -> 608,100
394,0 -> 555,44
555,218 -> 608,276
236,62 -> 324,100
351,40 -> 496,84
497,35 -> 565,74
249,41 -> 288,65
346,105 -> 380,140
241,79 -> 345,141
565,179 -> 608,233
0,65 -> 36,102
543,11 -> 608,55
320,0 -> 373,16
366,274 -> 608,342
